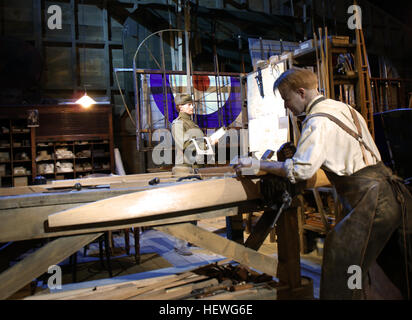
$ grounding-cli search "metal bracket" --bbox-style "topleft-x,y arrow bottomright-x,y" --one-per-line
269,190 -> 292,229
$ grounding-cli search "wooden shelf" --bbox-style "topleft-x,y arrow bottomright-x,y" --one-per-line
1,105 -> 114,187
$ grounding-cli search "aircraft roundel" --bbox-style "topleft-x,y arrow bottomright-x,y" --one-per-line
149,74 -> 241,128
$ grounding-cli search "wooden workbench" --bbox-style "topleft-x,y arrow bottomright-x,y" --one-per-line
0,173 -> 313,300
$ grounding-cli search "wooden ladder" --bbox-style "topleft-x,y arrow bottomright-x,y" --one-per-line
355,27 -> 375,139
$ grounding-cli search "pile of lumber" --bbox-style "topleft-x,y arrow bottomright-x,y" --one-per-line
25,263 -> 278,300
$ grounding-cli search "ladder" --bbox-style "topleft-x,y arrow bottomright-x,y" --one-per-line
355,27 -> 375,139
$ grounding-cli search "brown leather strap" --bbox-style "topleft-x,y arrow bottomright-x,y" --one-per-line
347,105 -> 370,165
306,96 -> 327,114
303,112 -> 379,162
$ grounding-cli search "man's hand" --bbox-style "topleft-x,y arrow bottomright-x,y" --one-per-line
277,142 -> 296,162
232,157 -> 267,176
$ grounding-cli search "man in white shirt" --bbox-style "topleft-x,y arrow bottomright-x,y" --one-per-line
235,68 -> 412,299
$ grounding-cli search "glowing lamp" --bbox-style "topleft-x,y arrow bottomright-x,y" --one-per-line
76,93 -> 96,108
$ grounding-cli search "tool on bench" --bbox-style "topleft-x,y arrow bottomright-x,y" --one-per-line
177,175 -> 202,182
42,183 -> 110,193
148,177 -> 160,185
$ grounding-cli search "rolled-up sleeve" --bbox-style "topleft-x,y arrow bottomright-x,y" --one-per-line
283,118 -> 328,183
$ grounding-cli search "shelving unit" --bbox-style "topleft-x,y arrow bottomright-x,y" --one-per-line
0,119 -> 35,187
0,104 -> 114,187
35,139 -> 111,180
294,41 -> 357,104
293,35 -> 375,137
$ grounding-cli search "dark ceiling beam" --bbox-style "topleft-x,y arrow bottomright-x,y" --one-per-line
97,1 -> 302,39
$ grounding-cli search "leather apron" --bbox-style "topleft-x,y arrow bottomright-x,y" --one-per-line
322,163 -> 412,299
302,99 -> 412,299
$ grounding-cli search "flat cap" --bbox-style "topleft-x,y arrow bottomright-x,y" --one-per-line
174,93 -> 193,106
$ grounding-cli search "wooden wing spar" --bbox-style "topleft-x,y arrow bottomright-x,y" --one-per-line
47,176 -> 261,228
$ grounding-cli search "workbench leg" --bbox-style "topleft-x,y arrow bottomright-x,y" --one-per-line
297,206 -> 307,254
124,229 -> 130,255
71,252 -> 77,283
104,232 -> 113,278
225,214 -> 244,245
134,227 -> 140,265
275,207 -> 301,289
245,213 -> 253,234
98,235 -> 105,269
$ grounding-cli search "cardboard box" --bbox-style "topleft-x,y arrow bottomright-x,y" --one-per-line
0,164 -> 5,177
14,176 -> 28,187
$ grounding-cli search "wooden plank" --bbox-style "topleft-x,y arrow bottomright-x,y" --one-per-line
244,209 -> 278,250
48,172 -> 172,188
48,170 -> 233,189
0,168 -> 235,196
155,223 -> 278,277
133,278 -> 218,300
48,177 -> 261,228
127,274 -> 208,300
0,197 -> 237,242
202,285 -> 277,300
0,185 -> 48,196
68,273 -> 202,300
26,273 -> 180,300
0,233 -> 102,300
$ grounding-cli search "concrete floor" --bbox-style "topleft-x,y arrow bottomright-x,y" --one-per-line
14,216 -> 323,299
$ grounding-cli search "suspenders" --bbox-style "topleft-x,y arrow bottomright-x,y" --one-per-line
303,100 -> 379,165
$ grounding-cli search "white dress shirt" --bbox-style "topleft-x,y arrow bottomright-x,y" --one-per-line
284,95 -> 381,183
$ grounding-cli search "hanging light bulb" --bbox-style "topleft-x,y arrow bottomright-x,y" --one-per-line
76,92 -> 96,108
76,2 -> 96,109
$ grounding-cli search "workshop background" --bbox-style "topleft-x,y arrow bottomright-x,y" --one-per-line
0,0 -> 412,301
1,0 -> 411,177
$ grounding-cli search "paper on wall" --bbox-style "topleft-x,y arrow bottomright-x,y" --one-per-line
246,62 -> 289,160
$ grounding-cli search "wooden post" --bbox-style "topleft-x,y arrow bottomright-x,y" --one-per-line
244,209 -> 278,250
275,207 -> 301,289
225,214 -> 244,245
134,227 -> 140,264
